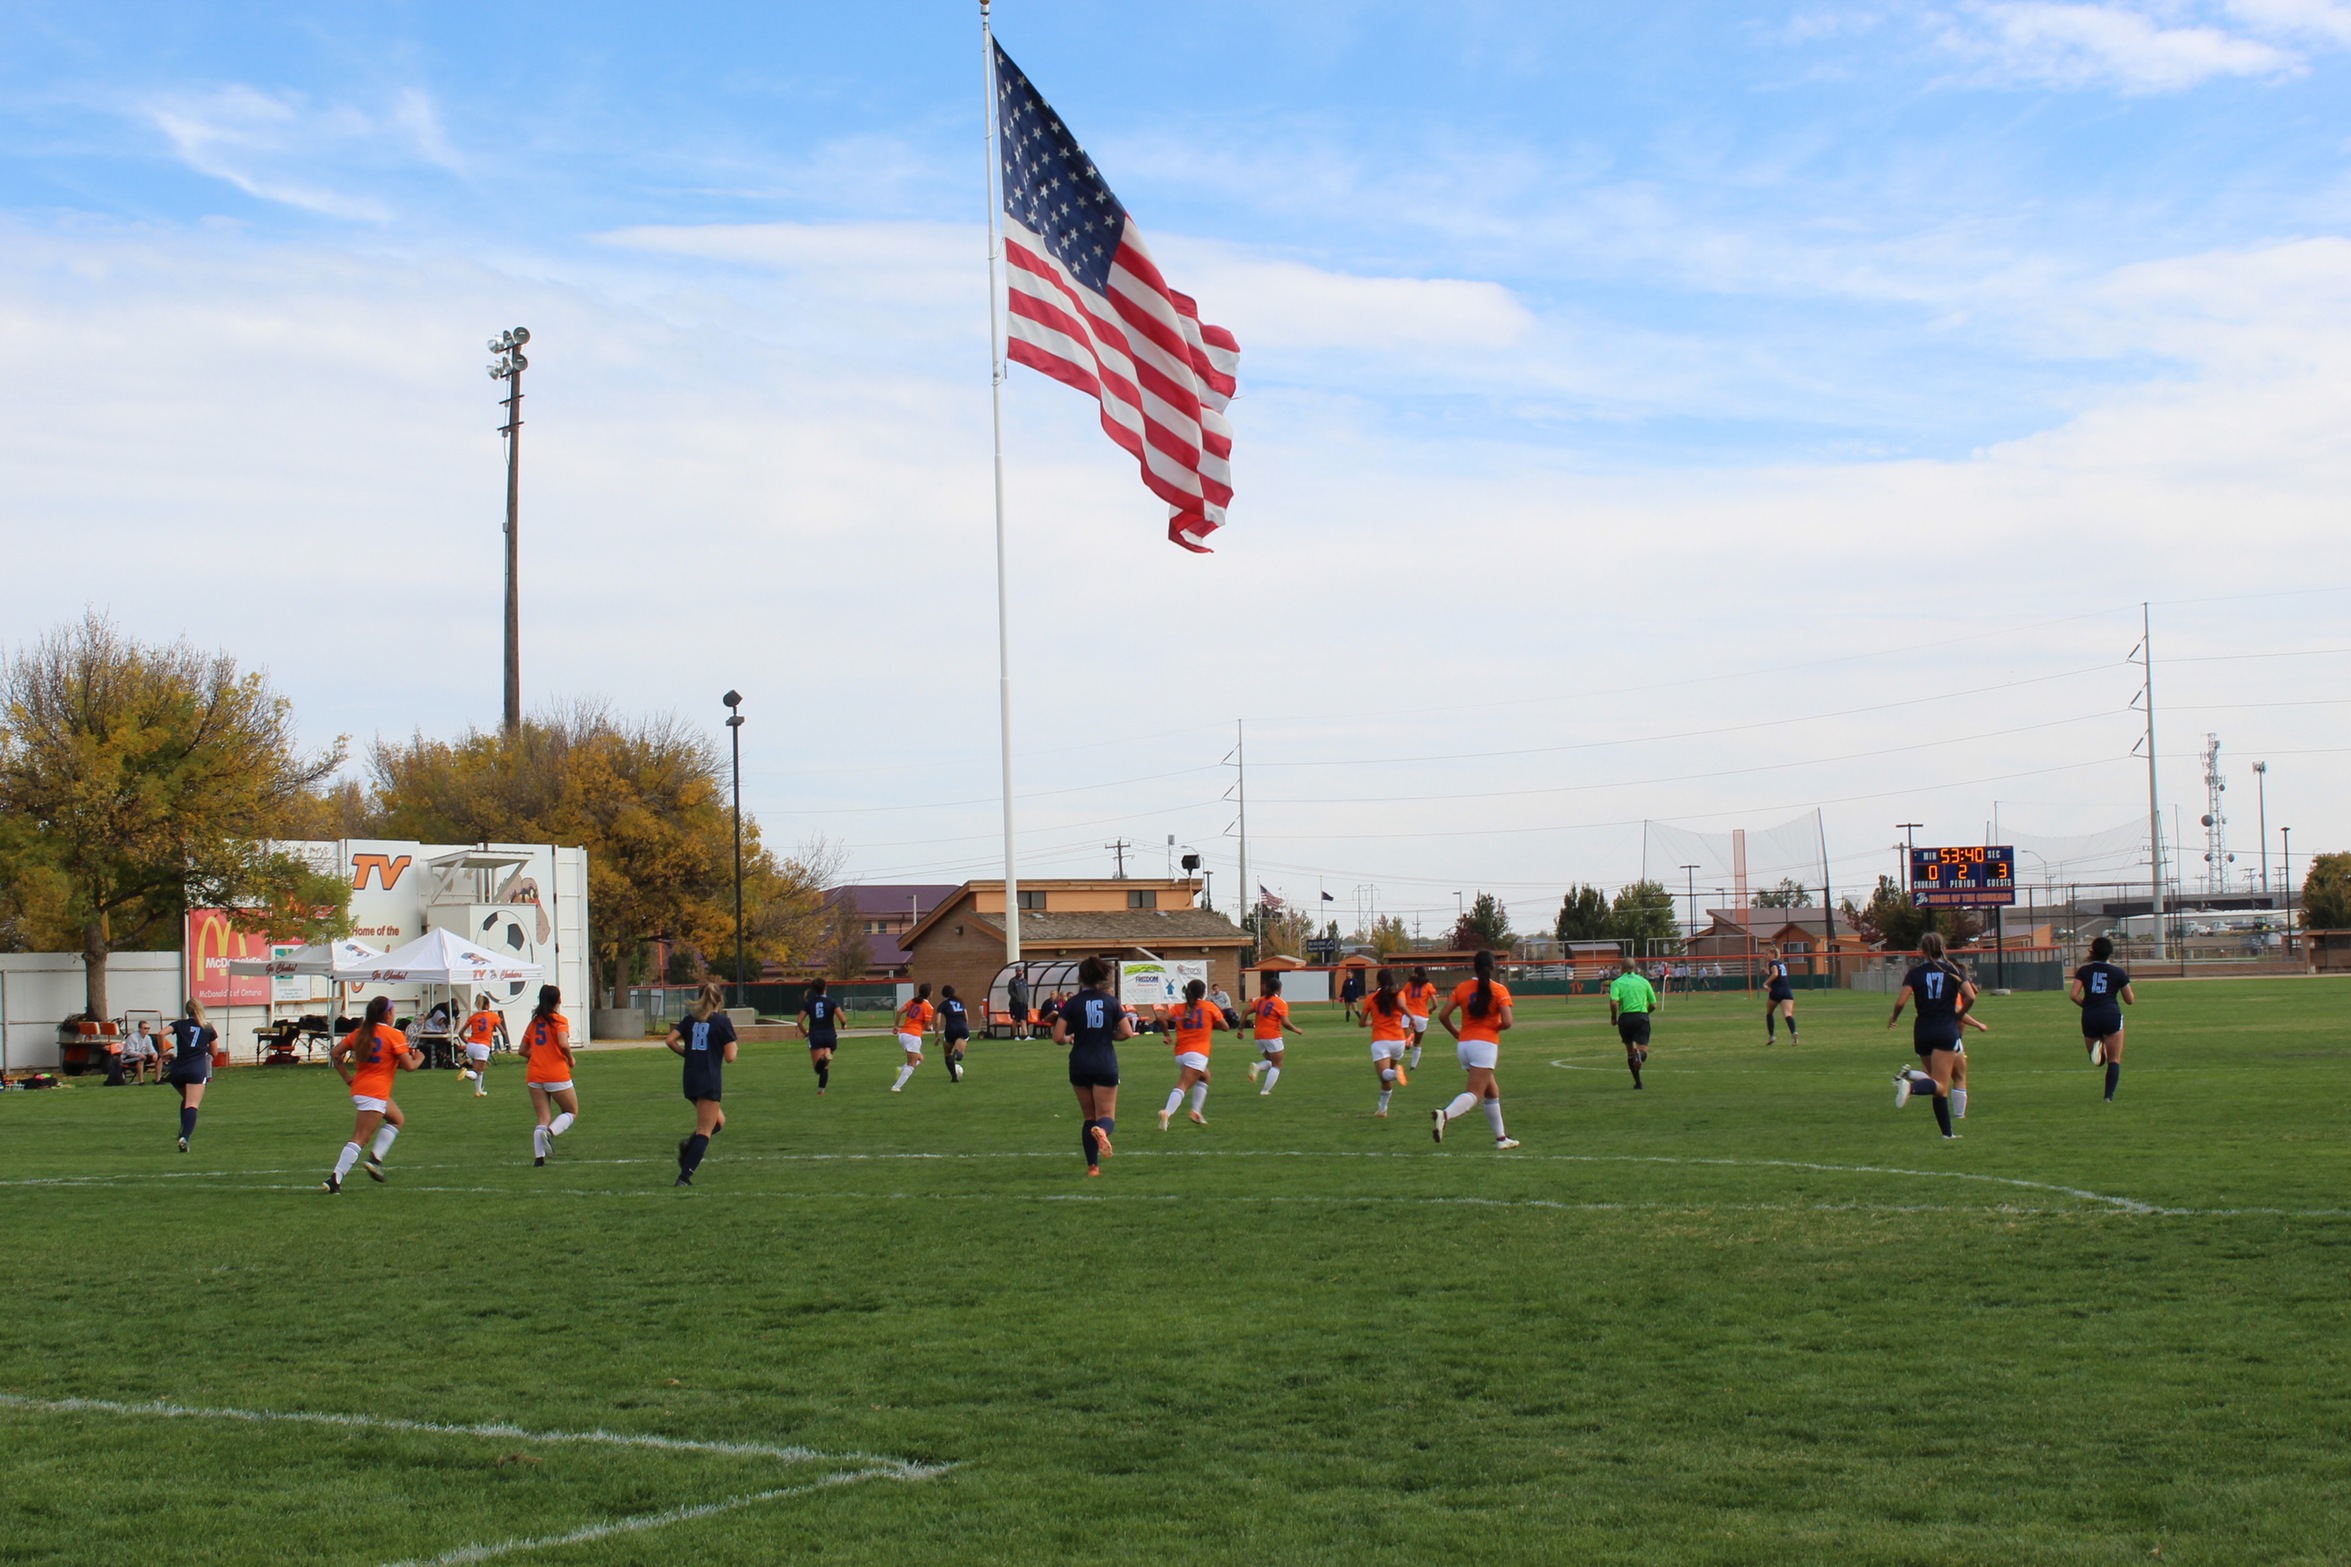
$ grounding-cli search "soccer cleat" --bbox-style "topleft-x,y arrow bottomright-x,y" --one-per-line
1894,1073 -> 1912,1109
534,1154 -> 546,1167
1431,1107 -> 1447,1143
1258,1088 -> 1272,1097
1086,1166 -> 1102,1178
2089,1041 -> 2104,1066
1158,1110 -> 1172,1132
177,1136 -> 189,1153
1942,1133 -> 1960,1141
322,1173 -> 342,1194
1188,1110 -> 1206,1125
1093,1128 -> 1114,1159
675,1173 -> 693,1187
1374,1109 -> 1389,1119
1394,1065 -> 1408,1087
364,1155 -> 386,1183
1247,1062 -> 1261,1082
890,1084 -> 903,1093
1494,1137 -> 1520,1151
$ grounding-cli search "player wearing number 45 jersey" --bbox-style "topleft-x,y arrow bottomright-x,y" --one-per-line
2071,935 -> 2136,1101
1888,932 -> 1977,1139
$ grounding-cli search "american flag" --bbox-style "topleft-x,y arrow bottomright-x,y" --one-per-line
994,40 -> 1238,553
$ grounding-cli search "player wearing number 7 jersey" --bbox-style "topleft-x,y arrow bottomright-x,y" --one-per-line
2070,934 -> 2136,1101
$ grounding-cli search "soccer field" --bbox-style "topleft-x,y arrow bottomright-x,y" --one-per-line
4,982 -> 2348,1566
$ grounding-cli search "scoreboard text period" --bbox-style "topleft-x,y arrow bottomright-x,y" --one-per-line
1910,845 -> 2018,908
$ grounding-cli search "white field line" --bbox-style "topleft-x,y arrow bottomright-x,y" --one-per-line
0,1392 -> 951,1567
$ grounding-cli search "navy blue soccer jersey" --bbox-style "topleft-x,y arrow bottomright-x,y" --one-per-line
1065,988 -> 1122,1051
680,1012 -> 736,1098
802,994 -> 839,1046
2076,962 -> 2129,1004
941,998 -> 970,1040
1902,962 -> 1967,1047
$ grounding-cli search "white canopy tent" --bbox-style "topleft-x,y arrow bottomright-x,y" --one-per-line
225,938 -> 388,980
362,928 -> 543,987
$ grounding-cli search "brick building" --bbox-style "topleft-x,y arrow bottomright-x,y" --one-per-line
899,878 -> 1249,1016
815,884 -> 959,981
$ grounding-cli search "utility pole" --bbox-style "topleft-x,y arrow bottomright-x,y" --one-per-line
1233,720 -> 1251,956
2281,826 -> 2293,948
2137,605 -> 2166,959
487,328 -> 531,734
2253,761 -> 2270,896
1105,838 -> 1131,879
723,690 -> 746,1009
1679,865 -> 1700,942
1896,824 -> 1923,888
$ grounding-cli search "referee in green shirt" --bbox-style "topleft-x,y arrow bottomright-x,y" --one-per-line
1607,958 -> 1660,1090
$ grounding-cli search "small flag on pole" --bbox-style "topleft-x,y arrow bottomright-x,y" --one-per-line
1258,885 -> 1282,911
993,40 -> 1239,551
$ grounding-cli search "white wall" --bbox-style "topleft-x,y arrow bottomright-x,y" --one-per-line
0,953 -> 183,1072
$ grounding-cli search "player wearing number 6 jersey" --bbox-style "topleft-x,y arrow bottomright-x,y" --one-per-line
1356,968 -> 1412,1116
1159,979 -> 1224,1129
1888,932 -> 1974,1139
2070,934 -> 2136,1101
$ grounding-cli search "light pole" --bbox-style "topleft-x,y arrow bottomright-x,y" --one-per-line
2281,826 -> 2293,947
487,327 -> 531,734
1679,864 -> 1700,942
1896,823 -> 1923,887
2253,761 -> 2270,896
723,690 -> 746,1009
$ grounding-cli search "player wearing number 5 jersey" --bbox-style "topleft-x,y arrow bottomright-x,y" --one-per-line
1159,979 -> 1224,1129
520,986 -> 578,1166
1246,973 -> 1306,1094
2070,935 -> 2136,1101
1432,949 -> 1519,1149
1054,956 -> 1133,1176
1888,932 -> 1975,1139
323,997 -> 422,1193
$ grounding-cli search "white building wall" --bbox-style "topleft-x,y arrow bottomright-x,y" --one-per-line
0,953 -> 183,1072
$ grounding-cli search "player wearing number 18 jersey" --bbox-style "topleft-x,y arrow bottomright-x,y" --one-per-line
2070,935 -> 2135,1101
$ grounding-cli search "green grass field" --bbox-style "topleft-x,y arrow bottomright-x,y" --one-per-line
4,981 -> 2349,1566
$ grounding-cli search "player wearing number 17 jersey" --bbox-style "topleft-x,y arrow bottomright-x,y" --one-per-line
1888,932 -> 1974,1140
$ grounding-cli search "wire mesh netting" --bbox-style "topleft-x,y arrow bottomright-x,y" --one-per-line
1642,810 -> 1827,906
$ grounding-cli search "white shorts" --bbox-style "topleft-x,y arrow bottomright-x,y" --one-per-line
1174,1051 -> 1209,1072
1456,1039 -> 1499,1072
1370,1039 -> 1405,1062
1409,1015 -> 1430,1035
350,1094 -> 389,1114
1256,1040 -> 1284,1058
465,1043 -> 492,1063
898,1033 -> 923,1054
530,1079 -> 574,1094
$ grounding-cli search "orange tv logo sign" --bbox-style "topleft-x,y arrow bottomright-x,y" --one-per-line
352,853 -> 412,891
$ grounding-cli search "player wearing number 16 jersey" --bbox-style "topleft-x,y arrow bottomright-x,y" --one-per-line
2070,935 -> 2135,1101
1054,956 -> 1132,1176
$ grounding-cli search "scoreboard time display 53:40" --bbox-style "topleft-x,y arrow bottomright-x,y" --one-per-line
1910,846 -> 2017,908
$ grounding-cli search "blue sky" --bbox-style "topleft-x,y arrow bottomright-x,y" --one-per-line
4,2 -> 2348,919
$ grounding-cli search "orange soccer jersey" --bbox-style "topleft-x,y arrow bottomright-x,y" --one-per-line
345,1023 -> 411,1099
897,999 -> 935,1036
522,1013 -> 573,1084
1367,997 -> 1412,1043
1169,1002 -> 1221,1057
1251,994 -> 1290,1042
1450,980 -> 1515,1045
463,1008 -> 498,1046
1402,980 -> 1438,1019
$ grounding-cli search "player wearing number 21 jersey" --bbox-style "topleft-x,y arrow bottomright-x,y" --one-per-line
1159,980 -> 1225,1130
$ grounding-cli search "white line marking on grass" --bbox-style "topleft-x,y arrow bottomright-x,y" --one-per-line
0,1392 -> 951,1566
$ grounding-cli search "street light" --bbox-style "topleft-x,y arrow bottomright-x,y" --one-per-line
723,690 -> 746,1009
2253,761 -> 2269,895
487,327 -> 531,734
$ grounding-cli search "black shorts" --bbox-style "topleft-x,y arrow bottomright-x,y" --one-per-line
943,1032 -> 969,1049
1913,1034 -> 1962,1060
1617,1013 -> 1651,1048
168,1057 -> 211,1086
1767,985 -> 1794,1003
2081,1009 -> 2122,1039
1067,1046 -> 1120,1089
683,1073 -> 723,1104
807,1037 -> 836,1053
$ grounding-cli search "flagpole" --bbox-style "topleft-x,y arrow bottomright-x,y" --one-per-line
981,0 -> 1020,965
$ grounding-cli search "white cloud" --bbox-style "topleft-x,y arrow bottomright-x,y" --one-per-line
141,83 -> 463,219
2226,0 -> 2351,45
1937,2 -> 2302,91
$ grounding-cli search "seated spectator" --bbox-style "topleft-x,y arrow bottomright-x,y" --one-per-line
125,1020 -> 162,1084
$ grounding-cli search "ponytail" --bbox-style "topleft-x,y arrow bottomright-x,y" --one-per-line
533,984 -> 561,1021
1468,949 -> 1495,1018
1373,967 -> 1400,1016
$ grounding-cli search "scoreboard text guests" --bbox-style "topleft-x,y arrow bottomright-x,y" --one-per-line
1910,846 -> 2018,908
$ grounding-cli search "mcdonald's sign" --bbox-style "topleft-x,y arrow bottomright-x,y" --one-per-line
186,909 -> 273,1006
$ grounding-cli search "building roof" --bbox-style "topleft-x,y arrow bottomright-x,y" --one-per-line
1702,908 -> 1864,938
831,884 -> 960,917
942,908 -> 1249,949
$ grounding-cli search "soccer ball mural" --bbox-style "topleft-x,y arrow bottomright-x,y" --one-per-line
477,909 -> 542,1002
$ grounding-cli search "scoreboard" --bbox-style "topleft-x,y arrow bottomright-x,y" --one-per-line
1910,845 -> 2017,908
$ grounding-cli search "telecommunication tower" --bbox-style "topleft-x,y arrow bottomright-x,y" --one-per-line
2199,733 -> 2232,894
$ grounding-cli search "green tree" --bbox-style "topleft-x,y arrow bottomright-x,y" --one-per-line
1451,892 -> 1513,951
1754,878 -> 1813,908
0,614 -> 350,1017
817,895 -> 874,983
1609,880 -> 1682,950
1554,884 -> 1613,942
1363,913 -> 1412,957
1842,875 -> 1979,950
2300,852 -> 2351,929
1260,905 -> 1312,958
364,703 -> 837,1002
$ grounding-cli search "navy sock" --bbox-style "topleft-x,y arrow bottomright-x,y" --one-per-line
179,1106 -> 197,1140
682,1133 -> 710,1174
815,1061 -> 828,1089
1787,1019 -> 1798,1036
1082,1120 -> 1100,1167
1932,1095 -> 1954,1136
1766,1013 -> 1776,1037
2104,1062 -> 2120,1100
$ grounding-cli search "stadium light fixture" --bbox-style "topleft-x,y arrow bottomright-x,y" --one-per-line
488,328 -> 532,733
724,691 -> 746,1008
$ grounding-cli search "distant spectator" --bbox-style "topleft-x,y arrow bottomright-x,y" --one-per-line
125,1019 -> 162,1084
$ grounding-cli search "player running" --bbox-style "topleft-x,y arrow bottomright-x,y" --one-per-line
891,984 -> 935,1093
1607,957 -> 1659,1090
1432,949 -> 1520,1149
1245,973 -> 1306,1095
799,978 -> 842,1094
323,997 -> 422,1193
1159,979 -> 1224,1129
2071,935 -> 2136,1102
939,985 -> 972,1082
1401,967 -> 1439,1071
164,1000 -> 217,1152
1763,944 -> 1799,1044
1888,932 -> 1973,1140
520,986 -> 578,1166
668,981 -> 737,1187
1054,955 -> 1132,1176
459,995 -> 505,1097
1356,967 -> 1412,1116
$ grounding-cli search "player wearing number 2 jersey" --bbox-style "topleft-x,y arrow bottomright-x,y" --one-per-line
2070,934 -> 2136,1101
1888,932 -> 1975,1140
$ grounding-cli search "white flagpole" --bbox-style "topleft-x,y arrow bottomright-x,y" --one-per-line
981,0 -> 1020,964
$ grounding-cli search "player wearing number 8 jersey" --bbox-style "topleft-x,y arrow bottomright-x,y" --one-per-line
2070,935 -> 2136,1101
1159,979 -> 1224,1129
1888,932 -> 1974,1139
1432,949 -> 1519,1149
